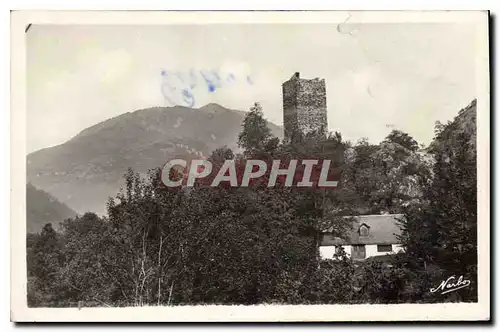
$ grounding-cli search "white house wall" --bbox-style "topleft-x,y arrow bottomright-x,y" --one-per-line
365,244 -> 404,258
319,245 -> 351,260
391,244 -> 404,254
319,244 -> 404,260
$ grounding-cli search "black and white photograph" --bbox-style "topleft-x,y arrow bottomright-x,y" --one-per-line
10,10 -> 490,322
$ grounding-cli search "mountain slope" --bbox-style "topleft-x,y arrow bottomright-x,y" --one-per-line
429,99 -> 476,155
27,103 -> 282,215
26,182 -> 77,233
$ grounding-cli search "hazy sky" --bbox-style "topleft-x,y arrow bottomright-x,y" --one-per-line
27,23 -> 478,153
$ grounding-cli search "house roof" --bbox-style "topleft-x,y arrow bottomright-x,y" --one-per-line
321,214 -> 404,246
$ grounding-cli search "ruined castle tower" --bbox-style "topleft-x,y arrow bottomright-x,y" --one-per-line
282,72 -> 328,141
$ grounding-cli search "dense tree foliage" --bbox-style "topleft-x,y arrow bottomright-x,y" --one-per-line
397,100 -> 477,302
26,183 -> 77,233
384,129 -> 420,152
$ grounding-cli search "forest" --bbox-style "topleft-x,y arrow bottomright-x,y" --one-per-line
27,100 -> 478,306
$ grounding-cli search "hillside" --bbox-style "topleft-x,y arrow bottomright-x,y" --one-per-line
430,99 -> 477,155
26,183 -> 77,233
27,103 -> 282,215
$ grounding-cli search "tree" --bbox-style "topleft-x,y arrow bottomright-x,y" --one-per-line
26,223 -> 64,306
237,103 -> 278,156
399,99 -> 477,302
208,146 -> 235,165
342,135 -> 431,215
384,129 -> 419,152
355,253 -> 443,304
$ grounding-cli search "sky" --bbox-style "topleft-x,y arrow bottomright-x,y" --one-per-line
27,23 -> 478,153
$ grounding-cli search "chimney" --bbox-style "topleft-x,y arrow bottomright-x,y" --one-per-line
291,72 -> 300,80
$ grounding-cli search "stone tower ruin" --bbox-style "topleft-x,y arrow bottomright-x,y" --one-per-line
282,72 -> 327,141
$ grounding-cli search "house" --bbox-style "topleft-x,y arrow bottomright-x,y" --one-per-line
320,214 -> 405,260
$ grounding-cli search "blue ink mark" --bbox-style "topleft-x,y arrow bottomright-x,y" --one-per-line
161,78 -> 178,106
226,73 -> 236,83
174,71 -> 185,84
212,71 -> 221,84
160,69 -> 255,107
189,69 -> 198,89
182,88 -> 195,107
200,70 -> 221,93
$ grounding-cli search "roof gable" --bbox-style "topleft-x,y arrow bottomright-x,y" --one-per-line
358,223 -> 370,236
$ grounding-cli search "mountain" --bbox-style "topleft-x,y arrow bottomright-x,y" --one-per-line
27,103 -> 282,215
429,99 -> 477,155
26,182 -> 77,233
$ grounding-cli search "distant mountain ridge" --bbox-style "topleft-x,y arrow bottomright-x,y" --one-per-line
27,103 -> 282,215
26,182 -> 77,233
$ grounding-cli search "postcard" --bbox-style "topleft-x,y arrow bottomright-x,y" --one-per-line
10,10 -> 490,322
